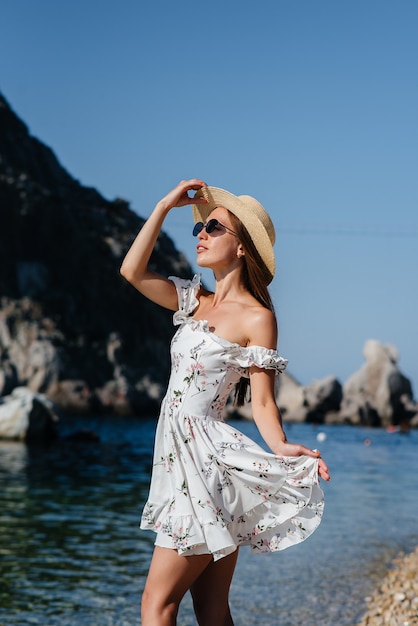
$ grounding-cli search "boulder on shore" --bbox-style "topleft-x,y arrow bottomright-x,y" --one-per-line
0,387 -> 59,442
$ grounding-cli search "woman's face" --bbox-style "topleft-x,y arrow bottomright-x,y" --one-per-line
195,207 -> 243,272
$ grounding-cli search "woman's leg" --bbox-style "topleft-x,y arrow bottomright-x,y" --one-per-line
190,548 -> 239,626
141,546 -> 213,626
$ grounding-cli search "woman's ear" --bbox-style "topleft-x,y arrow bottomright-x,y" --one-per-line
237,243 -> 245,259
237,245 -> 245,259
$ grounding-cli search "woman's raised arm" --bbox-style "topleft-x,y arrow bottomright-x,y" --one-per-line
120,179 -> 207,309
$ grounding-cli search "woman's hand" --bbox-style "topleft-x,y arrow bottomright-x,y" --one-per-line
276,441 -> 331,482
120,177 -> 210,307
249,369 -> 331,483
317,458 -> 330,481
157,179 -> 208,211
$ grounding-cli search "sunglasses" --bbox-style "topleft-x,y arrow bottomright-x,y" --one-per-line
192,218 -> 237,237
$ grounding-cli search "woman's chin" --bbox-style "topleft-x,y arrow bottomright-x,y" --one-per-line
196,256 -> 209,268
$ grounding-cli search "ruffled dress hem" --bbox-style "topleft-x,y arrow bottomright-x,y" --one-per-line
141,480 -> 324,560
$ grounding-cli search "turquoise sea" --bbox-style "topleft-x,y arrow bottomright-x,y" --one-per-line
1,417 -> 417,626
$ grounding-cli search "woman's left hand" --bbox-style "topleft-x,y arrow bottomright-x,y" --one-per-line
277,442 -> 331,481
317,457 -> 330,481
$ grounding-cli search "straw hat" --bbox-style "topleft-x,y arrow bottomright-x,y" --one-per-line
192,186 -> 276,281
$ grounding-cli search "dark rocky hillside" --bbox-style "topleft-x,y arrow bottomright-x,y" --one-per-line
0,92 -> 193,415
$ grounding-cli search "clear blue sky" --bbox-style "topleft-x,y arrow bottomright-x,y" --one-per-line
1,0 -> 417,393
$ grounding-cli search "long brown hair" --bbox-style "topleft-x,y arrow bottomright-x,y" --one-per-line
228,211 -> 276,406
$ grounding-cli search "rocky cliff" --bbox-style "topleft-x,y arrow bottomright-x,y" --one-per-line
0,92 -> 192,415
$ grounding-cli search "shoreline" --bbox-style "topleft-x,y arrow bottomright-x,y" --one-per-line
357,545 -> 418,625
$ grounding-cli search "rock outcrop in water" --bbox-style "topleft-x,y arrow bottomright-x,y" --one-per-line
229,339 -> 417,428
275,339 -> 417,428
338,340 -> 415,428
0,92 -> 192,416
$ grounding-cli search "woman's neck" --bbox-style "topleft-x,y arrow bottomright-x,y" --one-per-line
211,269 -> 249,307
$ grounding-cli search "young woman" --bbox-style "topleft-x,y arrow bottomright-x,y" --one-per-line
120,179 -> 330,626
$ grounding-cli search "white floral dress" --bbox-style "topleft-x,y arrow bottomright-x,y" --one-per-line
140,275 -> 324,561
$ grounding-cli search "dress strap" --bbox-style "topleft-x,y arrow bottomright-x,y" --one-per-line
168,274 -> 201,325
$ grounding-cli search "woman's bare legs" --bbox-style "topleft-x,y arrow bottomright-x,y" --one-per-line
141,546 -> 213,626
190,549 -> 239,626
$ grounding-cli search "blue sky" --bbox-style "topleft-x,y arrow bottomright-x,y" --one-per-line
1,1 -> 417,393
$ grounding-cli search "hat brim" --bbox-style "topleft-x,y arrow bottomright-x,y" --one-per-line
191,186 -> 275,282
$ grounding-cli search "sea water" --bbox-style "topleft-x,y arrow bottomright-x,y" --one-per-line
0,417 -> 417,626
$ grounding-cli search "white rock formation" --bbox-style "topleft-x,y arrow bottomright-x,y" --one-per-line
0,387 -> 59,441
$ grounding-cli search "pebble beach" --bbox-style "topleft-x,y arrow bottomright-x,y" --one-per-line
357,546 -> 418,626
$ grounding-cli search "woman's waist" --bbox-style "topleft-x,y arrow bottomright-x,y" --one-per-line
163,396 -> 227,422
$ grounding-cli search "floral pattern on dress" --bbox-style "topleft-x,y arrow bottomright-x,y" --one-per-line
140,275 -> 324,561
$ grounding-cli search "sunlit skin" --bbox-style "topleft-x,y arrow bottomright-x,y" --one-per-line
120,178 -> 330,626
192,206 -> 272,347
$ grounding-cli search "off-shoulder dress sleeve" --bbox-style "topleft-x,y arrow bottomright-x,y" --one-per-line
234,345 -> 288,374
216,344 -> 287,377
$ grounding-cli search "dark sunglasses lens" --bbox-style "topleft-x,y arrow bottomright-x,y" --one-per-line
192,222 -> 204,237
205,219 -> 219,233
193,219 -> 221,236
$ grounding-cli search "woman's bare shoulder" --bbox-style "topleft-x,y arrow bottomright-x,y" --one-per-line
244,304 -> 277,348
